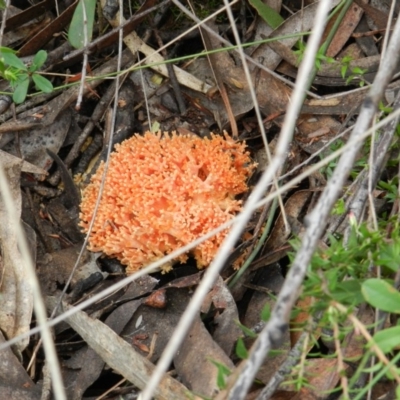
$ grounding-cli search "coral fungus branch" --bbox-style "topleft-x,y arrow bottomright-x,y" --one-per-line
79,131 -> 255,273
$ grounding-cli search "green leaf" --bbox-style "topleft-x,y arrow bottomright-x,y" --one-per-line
1,52 -> 27,70
68,0 -> 96,49
151,121 -> 161,133
362,279 -> 400,313
32,74 -> 53,93
352,67 -> 367,75
376,241 -> 400,272
261,302 -> 271,322
235,321 -> 257,338
362,361 -> 384,373
0,46 -> 17,54
30,50 -> 48,72
332,198 -> 345,216
13,76 -> 30,104
373,326 -> 400,353
4,68 -> 19,84
235,338 -> 248,360
248,0 -> 284,29
340,65 -> 347,80
209,361 -> 231,390
331,280 -> 363,305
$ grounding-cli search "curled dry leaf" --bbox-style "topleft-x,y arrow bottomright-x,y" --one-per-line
2,4 -> 49,48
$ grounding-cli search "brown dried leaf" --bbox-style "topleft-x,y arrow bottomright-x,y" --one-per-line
243,265 -> 290,384
174,315 -> 235,397
3,109 -> 71,172
37,244 -> 104,296
325,2 -> 364,57
202,276 -> 241,356
123,287 -> 191,363
264,190 -> 312,254
18,1 -> 78,57
2,5 -> 49,48
0,159 -> 34,353
295,115 -> 341,155
0,330 -> 39,398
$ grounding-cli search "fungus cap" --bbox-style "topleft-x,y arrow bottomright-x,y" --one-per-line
79,131 -> 255,274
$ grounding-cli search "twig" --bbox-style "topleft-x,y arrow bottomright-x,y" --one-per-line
0,0 -> 10,48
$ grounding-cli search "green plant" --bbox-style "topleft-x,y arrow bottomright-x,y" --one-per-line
209,360 -> 231,390
235,337 -> 249,360
340,55 -> 368,87
294,41 -> 335,69
0,47 -> 53,103
331,198 -> 346,216
340,55 -> 353,79
284,218 -> 400,396
378,178 -> 399,203
319,139 -> 344,179
347,66 -> 368,87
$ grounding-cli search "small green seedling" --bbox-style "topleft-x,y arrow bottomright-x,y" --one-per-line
294,41 -> 335,70
0,48 -> 53,104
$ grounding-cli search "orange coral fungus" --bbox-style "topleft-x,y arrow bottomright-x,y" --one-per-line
79,131 -> 255,274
